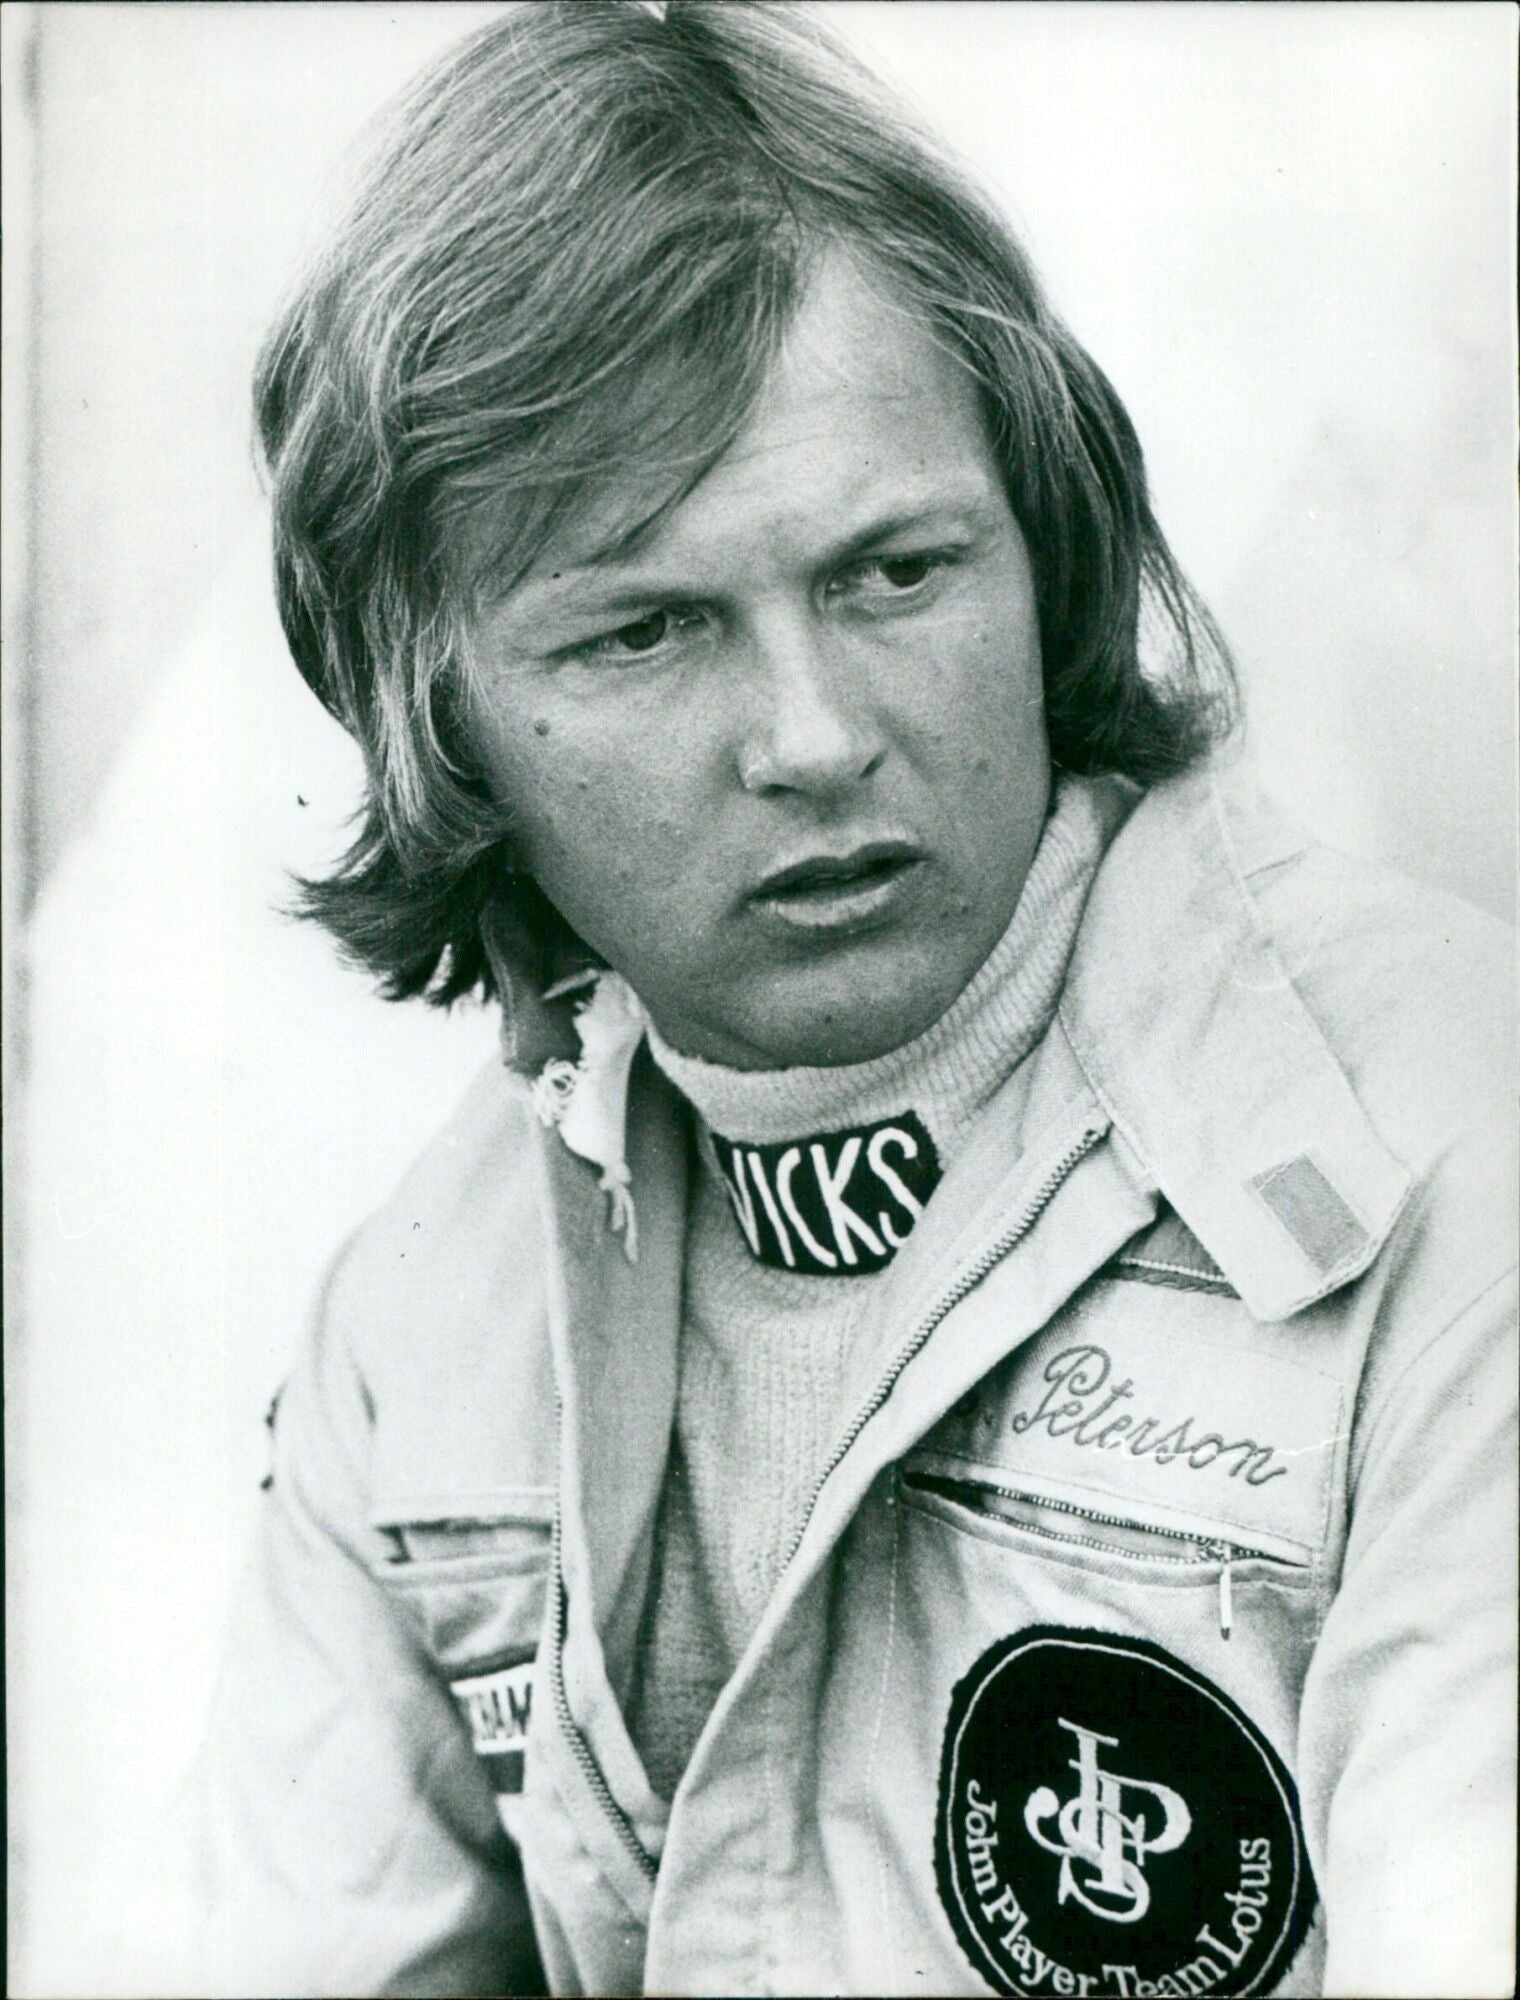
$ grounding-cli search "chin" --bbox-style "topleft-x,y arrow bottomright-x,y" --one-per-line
661,925 -> 996,1070
747,975 -> 966,1070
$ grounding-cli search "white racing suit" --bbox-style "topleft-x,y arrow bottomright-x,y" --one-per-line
145,771 -> 1516,1997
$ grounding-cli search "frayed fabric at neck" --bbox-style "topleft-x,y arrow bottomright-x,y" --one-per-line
531,970 -> 648,1261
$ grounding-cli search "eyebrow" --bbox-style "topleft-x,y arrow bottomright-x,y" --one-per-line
826,501 -> 994,564
511,488 -> 1001,616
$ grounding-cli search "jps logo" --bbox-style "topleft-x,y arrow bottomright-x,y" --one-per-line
1025,1719 -> 1192,1923
935,1629 -> 1317,1997
712,1110 -> 941,1276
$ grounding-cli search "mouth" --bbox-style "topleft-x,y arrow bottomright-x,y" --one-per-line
750,840 -> 926,932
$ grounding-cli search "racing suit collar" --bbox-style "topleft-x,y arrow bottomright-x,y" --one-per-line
1057,767 -> 1413,1322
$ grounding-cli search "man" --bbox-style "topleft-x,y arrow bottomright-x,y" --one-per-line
154,4 -> 1515,1994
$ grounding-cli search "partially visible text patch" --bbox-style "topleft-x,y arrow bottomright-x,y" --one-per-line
711,1109 -> 942,1276
451,1654 -> 535,1796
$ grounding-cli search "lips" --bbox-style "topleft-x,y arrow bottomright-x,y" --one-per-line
753,839 -> 924,903
746,839 -> 928,937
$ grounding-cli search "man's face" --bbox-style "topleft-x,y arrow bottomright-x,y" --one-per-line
468,253 -> 1051,1069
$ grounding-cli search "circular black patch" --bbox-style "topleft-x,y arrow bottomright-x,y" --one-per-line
935,1627 -> 1316,1998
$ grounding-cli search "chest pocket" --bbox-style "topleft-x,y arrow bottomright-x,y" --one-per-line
897,1465 -> 1312,1649
901,1285 -> 1342,1636
370,1499 -> 553,1824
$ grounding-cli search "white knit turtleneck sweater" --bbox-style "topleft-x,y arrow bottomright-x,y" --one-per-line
625,775 -> 1126,1800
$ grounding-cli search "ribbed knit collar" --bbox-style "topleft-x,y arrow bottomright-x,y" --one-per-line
647,774 -> 1130,1164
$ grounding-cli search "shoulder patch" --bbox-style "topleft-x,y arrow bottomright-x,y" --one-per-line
936,1627 -> 1316,1998
1249,1155 -> 1369,1275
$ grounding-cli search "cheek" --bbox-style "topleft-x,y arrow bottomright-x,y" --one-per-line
908,589 -> 1044,759
514,756 -> 627,888
910,603 -> 1048,862
978,582 -> 1045,742
490,729 -> 702,932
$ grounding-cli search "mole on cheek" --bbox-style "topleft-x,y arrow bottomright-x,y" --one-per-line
532,718 -> 551,738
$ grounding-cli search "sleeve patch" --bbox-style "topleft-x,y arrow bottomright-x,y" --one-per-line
451,1654 -> 535,1796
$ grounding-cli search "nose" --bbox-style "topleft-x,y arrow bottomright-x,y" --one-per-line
735,613 -> 885,797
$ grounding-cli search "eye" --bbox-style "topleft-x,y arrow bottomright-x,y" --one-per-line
874,554 -> 938,590
575,605 -> 705,662
831,550 -> 953,602
602,610 -> 675,654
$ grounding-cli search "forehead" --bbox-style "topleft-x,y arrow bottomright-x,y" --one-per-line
520,252 -> 996,586
733,251 -> 980,451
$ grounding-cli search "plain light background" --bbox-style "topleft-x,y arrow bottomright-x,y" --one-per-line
5,4 -> 1516,1992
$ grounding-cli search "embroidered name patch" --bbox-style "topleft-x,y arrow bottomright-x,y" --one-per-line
712,1111 -> 941,1276
935,1628 -> 1315,1999
927,1313 -> 1342,1556
450,1653 -> 535,1798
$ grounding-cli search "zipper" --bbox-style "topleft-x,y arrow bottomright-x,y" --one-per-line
785,1120 -> 1109,1569
902,1471 -> 1276,1641
547,1119 -> 1105,1885
548,1459 -> 659,1882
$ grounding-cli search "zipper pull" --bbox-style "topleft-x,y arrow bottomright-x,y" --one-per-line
1214,1543 -> 1235,1640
